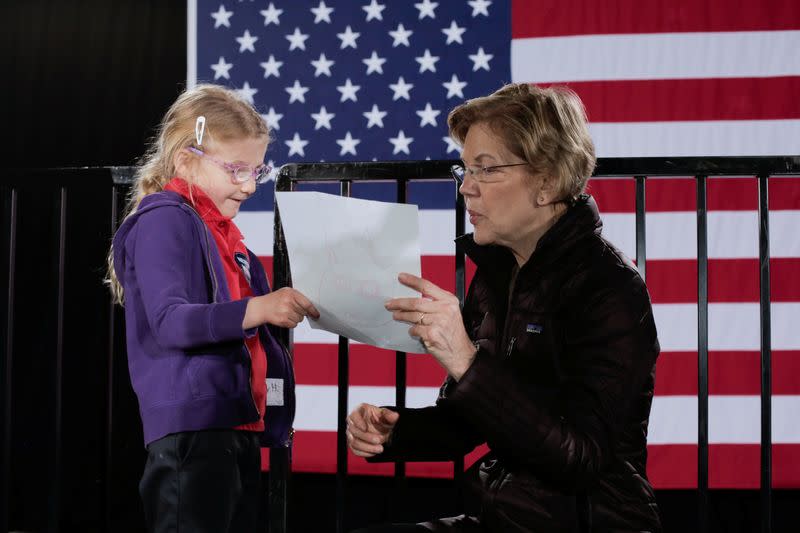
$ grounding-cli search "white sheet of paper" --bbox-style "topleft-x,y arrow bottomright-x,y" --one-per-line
276,191 -> 426,354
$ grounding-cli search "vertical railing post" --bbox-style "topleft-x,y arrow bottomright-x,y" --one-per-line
105,181 -> 119,532
1,188 -> 18,533
394,178 -> 408,519
48,187 -> 67,532
453,176 -> 466,504
757,173 -> 772,533
696,175 -> 709,533
270,172 -> 295,533
635,176 -> 647,282
336,179 -> 352,533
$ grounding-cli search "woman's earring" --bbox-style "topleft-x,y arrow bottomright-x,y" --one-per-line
537,195 -> 545,205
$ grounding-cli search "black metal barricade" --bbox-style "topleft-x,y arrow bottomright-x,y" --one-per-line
0,167 -> 284,533
1,156 -> 798,532
274,156 -> 800,533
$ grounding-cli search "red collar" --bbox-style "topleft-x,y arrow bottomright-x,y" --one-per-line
164,177 -> 243,240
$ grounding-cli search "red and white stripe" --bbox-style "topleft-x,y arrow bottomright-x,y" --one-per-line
510,0 -> 800,157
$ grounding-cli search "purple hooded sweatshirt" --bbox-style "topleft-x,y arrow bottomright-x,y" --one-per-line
113,190 -> 295,447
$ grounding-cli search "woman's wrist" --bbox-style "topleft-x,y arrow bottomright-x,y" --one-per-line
450,342 -> 479,382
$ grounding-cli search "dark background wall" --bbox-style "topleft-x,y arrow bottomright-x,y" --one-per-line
2,1 -> 797,532
5,0 -> 186,169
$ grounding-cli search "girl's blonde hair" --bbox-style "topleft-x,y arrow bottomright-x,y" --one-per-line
107,84 -> 270,304
448,83 -> 596,201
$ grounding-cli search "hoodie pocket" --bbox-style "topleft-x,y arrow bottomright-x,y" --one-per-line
187,355 -> 240,398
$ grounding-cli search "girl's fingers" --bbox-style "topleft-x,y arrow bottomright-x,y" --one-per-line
293,291 -> 320,318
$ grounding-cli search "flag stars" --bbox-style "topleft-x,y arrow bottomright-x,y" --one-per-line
236,30 -> 258,52
211,4 -> 233,30
469,47 -> 493,71
416,103 -> 441,127
337,26 -> 360,49
210,56 -> 233,80
311,1 -> 334,24
414,0 -> 438,19
442,74 -> 467,98
285,133 -> 309,157
389,131 -> 414,155
362,0 -> 386,22
389,24 -> 413,47
286,27 -> 309,51
468,0 -> 492,17
443,137 -> 461,154
336,132 -> 361,156
260,2 -> 283,25
442,21 -> 466,45
285,80 -> 309,103
415,49 -> 439,73
363,104 -> 387,128
311,106 -> 335,130
211,5 -> 233,28
262,107 -> 284,130
337,78 -> 361,102
311,53 -> 335,77
237,82 -> 258,104
363,51 -> 387,75
389,77 -> 414,100
260,55 -> 283,78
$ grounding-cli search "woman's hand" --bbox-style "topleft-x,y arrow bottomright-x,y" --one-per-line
346,403 -> 400,457
386,273 -> 477,381
243,287 -> 320,329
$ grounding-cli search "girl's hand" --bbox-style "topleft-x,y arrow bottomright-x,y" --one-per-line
346,403 -> 399,457
244,287 -> 320,329
385,273 -> 477,381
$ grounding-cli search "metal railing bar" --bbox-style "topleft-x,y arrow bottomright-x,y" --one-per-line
336,179 -> 352,533
51,187 -> 68,531
1,187 -> 18,533
105,183 -> 120,532
394,178 -> 408,518
696,175 -> 709,533
635,176 -> 647,282
758,173 -> 773,533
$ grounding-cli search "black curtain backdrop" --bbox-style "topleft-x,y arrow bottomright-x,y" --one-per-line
3,1 -> 798,532
5,0 -> 185,169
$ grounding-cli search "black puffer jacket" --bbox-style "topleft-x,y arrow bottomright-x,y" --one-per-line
373,195 -> 662,532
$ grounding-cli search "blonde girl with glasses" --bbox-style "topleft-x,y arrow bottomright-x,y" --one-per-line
107,84 -> 319,533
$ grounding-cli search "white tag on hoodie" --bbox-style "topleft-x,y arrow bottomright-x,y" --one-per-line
266,378 -> 284,406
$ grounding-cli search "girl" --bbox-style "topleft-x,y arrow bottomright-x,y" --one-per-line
108,84 -> 318,533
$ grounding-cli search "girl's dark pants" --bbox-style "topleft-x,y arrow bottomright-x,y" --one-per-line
139,429 -> 262,533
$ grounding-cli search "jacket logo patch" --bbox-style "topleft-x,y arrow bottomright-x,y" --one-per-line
234,252 -> 252,285
526,323 -> 543,334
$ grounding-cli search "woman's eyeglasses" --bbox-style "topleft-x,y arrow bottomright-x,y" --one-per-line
186,147 -> 272,185
450,162 -> 528,185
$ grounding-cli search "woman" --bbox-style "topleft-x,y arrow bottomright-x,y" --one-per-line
347,83 -> 662,532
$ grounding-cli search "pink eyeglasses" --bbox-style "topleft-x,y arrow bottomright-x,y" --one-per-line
185,147 -> 272,185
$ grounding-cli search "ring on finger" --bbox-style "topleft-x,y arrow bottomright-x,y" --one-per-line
417,312 -> 426,325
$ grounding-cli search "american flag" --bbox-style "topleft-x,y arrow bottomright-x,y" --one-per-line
189,0 -> 800,489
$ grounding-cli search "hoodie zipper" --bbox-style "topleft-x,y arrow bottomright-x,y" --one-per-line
187,204 -> 260,419
186,205 -> 219,304
500,265 -> 520,359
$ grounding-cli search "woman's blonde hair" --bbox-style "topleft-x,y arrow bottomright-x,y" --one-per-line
107,84 -> 269,304
448,83 -> 596,201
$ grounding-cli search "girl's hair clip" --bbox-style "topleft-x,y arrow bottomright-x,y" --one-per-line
195,116 -> 206,146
